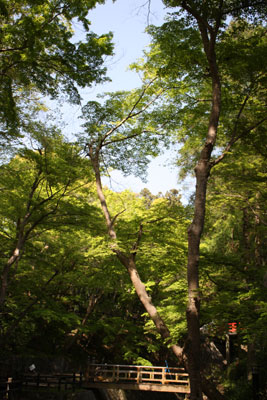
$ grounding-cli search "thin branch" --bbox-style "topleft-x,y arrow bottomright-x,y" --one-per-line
233,93 -> 250,134
25,179 -> 71,221
145,215 -> 169,224
99,78 -> 161,147
0,46 -> 27,53
104,131 -> 143,147
25,182 -> 71,240
212,116 -> 267,167
26,170 -> 43,214
131,223 -> 143,260
0,231 -> 12,240
109,208 -> 126,231
184,93 -> 212,104
146,0 -> 152,26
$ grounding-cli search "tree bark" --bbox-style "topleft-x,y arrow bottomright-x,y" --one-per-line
180,2 -> 222,395
90,150 -> 184,361
185,17 -> 221,398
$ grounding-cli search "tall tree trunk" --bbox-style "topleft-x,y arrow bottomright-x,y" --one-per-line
172,3 -> 223,395
185,28 -> 221,397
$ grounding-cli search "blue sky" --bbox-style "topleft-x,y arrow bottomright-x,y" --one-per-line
62,0 -> 195,202
88,0 -> 166,93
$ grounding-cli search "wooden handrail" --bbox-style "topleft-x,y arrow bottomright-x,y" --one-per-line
86,363 -> 189,386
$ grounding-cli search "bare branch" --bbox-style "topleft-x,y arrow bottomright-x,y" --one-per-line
146,0 -> 152,26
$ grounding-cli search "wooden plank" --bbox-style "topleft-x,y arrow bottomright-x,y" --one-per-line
83,382 -> 190,393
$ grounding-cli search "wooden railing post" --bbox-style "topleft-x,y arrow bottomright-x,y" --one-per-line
162,367 -> 166,384
137,367 -> 140,384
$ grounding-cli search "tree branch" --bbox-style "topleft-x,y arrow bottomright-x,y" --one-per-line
131,223 -> 143,260
212,116 -> 267,167
100,79 -> 163,147
109,208 -> 126,231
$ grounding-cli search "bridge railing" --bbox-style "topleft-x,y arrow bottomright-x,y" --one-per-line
86,364 -> 189,386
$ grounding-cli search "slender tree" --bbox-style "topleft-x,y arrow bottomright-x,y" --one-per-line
143,2 -> 266,397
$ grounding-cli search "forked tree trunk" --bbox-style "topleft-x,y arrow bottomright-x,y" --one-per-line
90,152 -> 184,363
89,150 -> 225,400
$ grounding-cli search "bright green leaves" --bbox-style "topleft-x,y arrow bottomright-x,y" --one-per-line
0,132 -> 107,355
78,85 -> 170,179
103,189 -> 189,346
145,17 -> 207,81
135,14 -> 266,177
0,0 -> 113,141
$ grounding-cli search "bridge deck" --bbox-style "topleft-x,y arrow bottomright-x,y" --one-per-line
84,364 -> 190,393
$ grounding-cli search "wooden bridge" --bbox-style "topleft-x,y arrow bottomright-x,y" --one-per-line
84,363 -> 190,394
1,363 -> 190,397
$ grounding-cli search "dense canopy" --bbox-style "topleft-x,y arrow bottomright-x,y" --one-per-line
0,1 -> 266,399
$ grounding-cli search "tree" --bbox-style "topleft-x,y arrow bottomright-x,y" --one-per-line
77,85 -> 230,399
0,128 -> 96,308
0,160 -> 189,367
0,0 -> 113,143
77,86 -> 189,360
134,1 -> 267,397
67,189 -> 188,366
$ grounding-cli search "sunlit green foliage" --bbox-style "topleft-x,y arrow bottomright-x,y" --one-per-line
0,0 -> 113,142
134,17 -> 266,178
